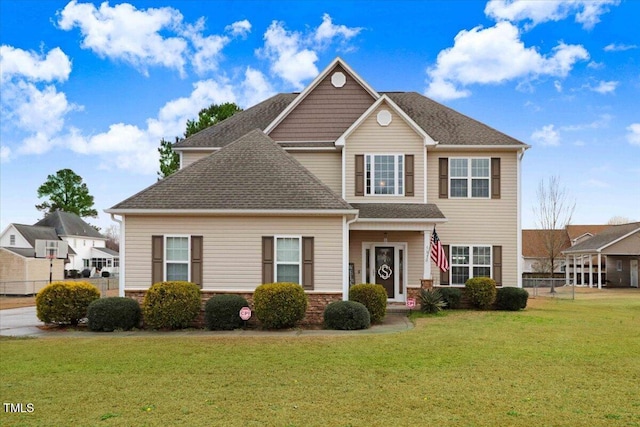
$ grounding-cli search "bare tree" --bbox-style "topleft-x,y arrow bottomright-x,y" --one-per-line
104,224 -> 120,252
533,176 -> 576,293
607,216 -> 633,225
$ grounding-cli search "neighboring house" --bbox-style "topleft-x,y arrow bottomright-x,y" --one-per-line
0,224 -> 66,295
106,58 -> 529,320
0,211 -> 119,284
563,222 -> 640,288
521,229 -> 571,275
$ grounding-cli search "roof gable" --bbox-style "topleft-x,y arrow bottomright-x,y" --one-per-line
12,224 -> 60,248
34,211 -> 103,239
336,95 -> 435,147
564,222 -> 640,254
265,58 -> 378,141
109,130 -> 353,212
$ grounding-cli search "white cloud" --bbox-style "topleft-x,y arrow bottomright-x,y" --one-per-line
0,145 -> 11,162
485,0 -> 620,30
561,114 -> 612,131
240,67 -> 275,107
259,20 -> 319,90
57,0 -> 188,76
425,22 -> 589,100
531,124 -> 560,146
604,43 -> 638,52
627,123 -> 640,146
554,80 -> 562,92
257,14 -> 362,89
585,178 -> 610,189
589,80 -> 618,94
0,46 -> 72,83
182,18 -> 230,75
225,19 -> 251,38
314,13 -> 363,48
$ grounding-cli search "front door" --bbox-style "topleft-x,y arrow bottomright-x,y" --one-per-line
375,246 -> 395,298
631,259 -> 638,288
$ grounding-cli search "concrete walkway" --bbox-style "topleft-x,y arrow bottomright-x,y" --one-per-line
0,307 -> 413,338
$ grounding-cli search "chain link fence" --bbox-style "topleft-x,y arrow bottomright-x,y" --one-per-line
523,278 -> 583,299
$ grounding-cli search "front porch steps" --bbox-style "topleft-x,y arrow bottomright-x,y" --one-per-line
386,303 -> 411,315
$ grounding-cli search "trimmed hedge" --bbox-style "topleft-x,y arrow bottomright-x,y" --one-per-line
87,297 -> 141,331
204,294 -> 250,330
253,283 -> 308,329
36,281 -> 100,325
323,300 -> 370,330
142,281 -> 201,330
438,287 -> 462,309
465,277 -> 497,310
349,283 -> 387,323
496,287 -> 529,311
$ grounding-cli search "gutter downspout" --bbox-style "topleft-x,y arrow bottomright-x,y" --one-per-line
110,214 -> 124,297
517,147 -> 526,288
343,213 -> 359,301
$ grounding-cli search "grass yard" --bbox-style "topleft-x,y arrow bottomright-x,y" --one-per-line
1,291 -> 639,426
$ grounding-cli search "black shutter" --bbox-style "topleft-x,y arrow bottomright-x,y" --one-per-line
493,245 -> 502,286
405,155 -> 414,196
302,237 -> 314,290
262,236 -> 274,284
355,155 -> 365,196
440,244 -> 450,285
439,158 -> 448,199
491,158 -> 501,199
191,236 -> 203,288
151,235 -> 164,285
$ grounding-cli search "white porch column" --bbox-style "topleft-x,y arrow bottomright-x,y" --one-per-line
342,216 -> 349,301
588,255 -> 593,288
573,255 -> 577,286
423,228 -> 432,281
565,255 -> 570,285
597,253 -> 602,289
581,255 -> 585,286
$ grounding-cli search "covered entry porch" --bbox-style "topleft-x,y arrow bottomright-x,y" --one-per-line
347,203 -> 446,302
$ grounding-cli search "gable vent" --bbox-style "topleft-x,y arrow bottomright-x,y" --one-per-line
331,71 -> 346,88
377,109 -> 392,126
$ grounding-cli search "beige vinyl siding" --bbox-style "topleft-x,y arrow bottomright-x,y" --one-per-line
269,64 -> 375,142
345,103 -> 425,203
428,150 -> 519,287
349,230 -> 425,289
289,151 -> 342,195
603,231 -> 640,254
0,249 -> 64,295
181,150 -> 214,169
124,215 -> 343,292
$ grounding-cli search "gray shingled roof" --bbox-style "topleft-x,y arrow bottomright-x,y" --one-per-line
13,224 -> 60,247
2,247 -> 37,258
351,203 -> 445,220
110,130 -> 353,211
173,94 -> 297,149
385,92 -> 526,146
563,222 -> 640,254
34,211 -> 104,239
172,90 -> 526,149
92,247 -> 120,257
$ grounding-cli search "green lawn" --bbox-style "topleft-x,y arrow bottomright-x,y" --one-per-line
1,291 -> 639,426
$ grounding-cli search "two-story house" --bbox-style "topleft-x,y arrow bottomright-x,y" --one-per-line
106,58 -> 529,319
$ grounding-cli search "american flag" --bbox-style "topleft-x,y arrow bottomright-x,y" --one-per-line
430,228 -> 449,272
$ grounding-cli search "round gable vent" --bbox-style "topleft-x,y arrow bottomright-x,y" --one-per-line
331,71 -> 346,88
377,109 -> 392,127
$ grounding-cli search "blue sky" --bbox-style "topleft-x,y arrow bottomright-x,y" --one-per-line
1,0 -> 638,233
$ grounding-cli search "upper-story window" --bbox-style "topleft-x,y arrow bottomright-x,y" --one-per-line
450,158 -> 490,198
365,154 -> 404,196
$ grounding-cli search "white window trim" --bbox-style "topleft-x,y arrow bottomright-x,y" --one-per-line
449,244 -> 492,286
365,153 -> 405,196
164,235 -> 191,282
274,235 -> 302,284
449,157 -> 491,199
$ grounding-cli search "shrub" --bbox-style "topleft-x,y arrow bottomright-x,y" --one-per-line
496,287 -> 529,311
349,283 -> 387,323
420,288 -> 446,314
142,281 -> 201,329
465,277 -> 497,310
253,283 -> 308,329
101,271 -> 110,278
87,297 -> 141,331
323,300 -> 370,330
204,294 -> 250,330
438,287 -> 462,309
36,281 -> 100,325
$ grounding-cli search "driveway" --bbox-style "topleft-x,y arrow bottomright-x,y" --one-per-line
0,306 -> 45,337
